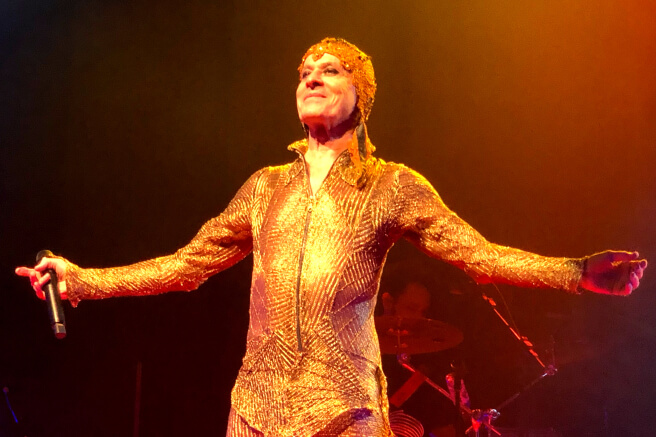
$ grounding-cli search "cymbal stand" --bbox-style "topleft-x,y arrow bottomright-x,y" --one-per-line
391,316 -> 502,437
395,352 -> 471,415
466,408 -> 501,437
480,292 -> 558,412
396,353 -> 502,437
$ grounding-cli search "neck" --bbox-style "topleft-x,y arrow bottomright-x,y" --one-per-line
304,116 -> 355,158
302,124 -> 354,196
306,130 -> 352,159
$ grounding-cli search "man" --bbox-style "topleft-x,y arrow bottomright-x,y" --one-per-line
16,38 -> 647,437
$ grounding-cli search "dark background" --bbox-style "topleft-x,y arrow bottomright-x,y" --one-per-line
1,1 -> 654,436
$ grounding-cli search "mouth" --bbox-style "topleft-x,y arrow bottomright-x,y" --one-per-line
304,93 -> 325,101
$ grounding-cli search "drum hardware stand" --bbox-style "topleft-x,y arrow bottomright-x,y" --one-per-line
385,316 -> 470,415
396,352 -> 470,414
480,292 -> 559,412
466,408 -> 501,437
396,353 -> 502,437
384,314 -> 503,437
385,288 -> 559,437
388,313 -> 502,437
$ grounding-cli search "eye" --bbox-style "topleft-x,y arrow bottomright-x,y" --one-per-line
300,70 -> 311,79
324,67 -> 339,75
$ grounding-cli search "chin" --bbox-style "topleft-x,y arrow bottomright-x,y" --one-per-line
299,112 -> 330,127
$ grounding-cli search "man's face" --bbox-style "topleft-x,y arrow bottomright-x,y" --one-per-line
296,53 -> 357,130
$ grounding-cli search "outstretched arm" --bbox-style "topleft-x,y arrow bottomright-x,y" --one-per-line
16,168 -> 268,306
391,167 -> 646,295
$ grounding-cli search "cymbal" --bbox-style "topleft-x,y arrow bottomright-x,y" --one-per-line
375,316 -> 464,355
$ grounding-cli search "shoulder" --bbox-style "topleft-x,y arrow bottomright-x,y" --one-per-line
246,162 -> 295,181
372,158 -> 432,187
241,160 -> 301,194
262,162 -> 296,176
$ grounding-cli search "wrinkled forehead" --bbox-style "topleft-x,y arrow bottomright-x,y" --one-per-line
299,53 -> 344,71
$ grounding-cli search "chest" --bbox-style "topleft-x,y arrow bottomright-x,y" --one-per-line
253,167 -> 390,267
250,159 -> 401,265
305,154 -> 341,196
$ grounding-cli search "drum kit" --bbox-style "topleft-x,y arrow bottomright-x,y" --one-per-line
376,291 -> 558,437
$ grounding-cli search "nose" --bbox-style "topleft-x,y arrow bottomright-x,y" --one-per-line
305,70 -> 323,89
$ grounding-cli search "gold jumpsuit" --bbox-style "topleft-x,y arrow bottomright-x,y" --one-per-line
65,139 -> 583,437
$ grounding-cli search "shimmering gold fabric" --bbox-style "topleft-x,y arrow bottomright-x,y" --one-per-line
65,139 -> 583,436
300,38 -> 376,123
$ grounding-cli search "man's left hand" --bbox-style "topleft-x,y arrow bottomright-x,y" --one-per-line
580,250 -> 647,296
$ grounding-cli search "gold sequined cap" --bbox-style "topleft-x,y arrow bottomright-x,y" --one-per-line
299,37 -> 377,122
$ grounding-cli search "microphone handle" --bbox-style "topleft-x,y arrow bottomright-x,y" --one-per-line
37,250 -> 67,339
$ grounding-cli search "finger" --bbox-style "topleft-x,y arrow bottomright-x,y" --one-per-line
15,267 -> 34,277
630,272 -> 639,290
28,268 -> 41,286
632,259 -> 647,278
613,276 -> 633,296
34,258 -> 50,272
635,264 -> 645,280
31,275 -> 45,300
37,272 -> 51,288
60,281 -> 68,300
607,251 -> 639,263
611,261 -> 633,293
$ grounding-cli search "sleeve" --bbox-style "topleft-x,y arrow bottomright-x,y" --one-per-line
391,166 -> 583,293
64,168 -> 268,307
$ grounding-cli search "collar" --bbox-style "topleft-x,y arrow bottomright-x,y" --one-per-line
284,139 -> 367,187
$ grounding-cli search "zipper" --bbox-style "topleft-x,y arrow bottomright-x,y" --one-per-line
295,195 -> 313,352
293,148 -> 344,352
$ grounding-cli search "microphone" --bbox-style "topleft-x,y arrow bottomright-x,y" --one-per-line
36,250 -> 66,339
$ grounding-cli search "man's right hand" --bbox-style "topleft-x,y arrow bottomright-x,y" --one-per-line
15,257 -> 69,300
